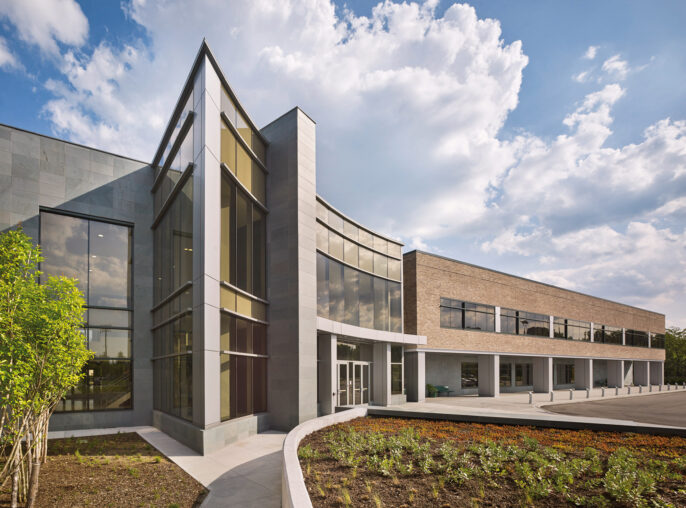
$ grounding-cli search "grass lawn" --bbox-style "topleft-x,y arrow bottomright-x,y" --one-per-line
298,417 -> 686,507
1,433 -> 207,507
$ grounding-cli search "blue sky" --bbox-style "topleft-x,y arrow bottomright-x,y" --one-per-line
1,0 -> 685,327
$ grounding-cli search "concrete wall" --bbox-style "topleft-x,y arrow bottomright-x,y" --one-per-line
262,108 -> 318,430
0,124 -> 154,431
404,251 -> 665,362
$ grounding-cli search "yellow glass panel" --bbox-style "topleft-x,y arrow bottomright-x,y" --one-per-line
252,162 -> 266,204
236,293 -> 252,316
221,175 -> 232,281
237,112 -> 252,149
220,121 -> 236,173
220,286 -> 236,311
236,143 -> 252,194
252,133 -> 266,165
251,300 -> 267,321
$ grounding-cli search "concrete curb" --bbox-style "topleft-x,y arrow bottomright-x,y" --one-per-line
282,408 -> 367,508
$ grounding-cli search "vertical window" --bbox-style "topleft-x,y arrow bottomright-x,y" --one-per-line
391,345 -> 403,395
461,362 -> 478,389
42,211 -> 133,413
220,315 -> 268,421
152,175 -> 194,421
236,190 -> 252,293
499,362 -> 512,387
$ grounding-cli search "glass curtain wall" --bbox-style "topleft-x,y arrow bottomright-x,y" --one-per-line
219,315 -> 267,421
41,211 -> 133,412
152,173 -> 194,421
317,253 -> 401,332
219,162 -> 268,420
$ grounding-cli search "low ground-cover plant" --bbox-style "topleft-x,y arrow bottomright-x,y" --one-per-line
299,417 -> 686,507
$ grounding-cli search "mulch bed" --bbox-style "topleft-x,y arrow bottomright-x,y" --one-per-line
299,416 -> 686,507
0,432 -> 207,507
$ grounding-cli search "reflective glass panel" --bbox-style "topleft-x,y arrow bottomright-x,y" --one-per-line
89,221 -> 131,308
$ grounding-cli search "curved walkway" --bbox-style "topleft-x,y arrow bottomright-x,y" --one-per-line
543,391 -> 686,427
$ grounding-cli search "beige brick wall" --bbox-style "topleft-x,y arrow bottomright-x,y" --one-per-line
403,251 -> 666,361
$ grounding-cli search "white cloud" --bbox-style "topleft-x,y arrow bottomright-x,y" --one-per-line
601,54 -> 629,80
572,70 -> 589,83
21,0 -> 686,326
0,35 -> 18,69
0,0 -> 88,55
584,45 -> 598,60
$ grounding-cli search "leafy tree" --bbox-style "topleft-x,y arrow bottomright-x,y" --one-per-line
664,327 -> 686,384
0,228 -> 92,507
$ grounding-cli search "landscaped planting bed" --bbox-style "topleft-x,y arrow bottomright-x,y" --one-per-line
0,433 -> 207,507
298,417 -> 686,507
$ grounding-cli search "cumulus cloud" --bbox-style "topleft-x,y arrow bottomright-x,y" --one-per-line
0,35 -> 18,69
584,45 -> 598,60
12,0 -> 686,325
0,0 -> 88,55
572,70 -> 589,83
601,54 -> 629,80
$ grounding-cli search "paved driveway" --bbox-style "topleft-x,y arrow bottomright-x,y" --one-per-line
543,391 -> 686,427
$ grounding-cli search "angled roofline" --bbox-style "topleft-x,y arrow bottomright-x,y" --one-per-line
0,123 -> 150,165
405,249 -> 666,318
151,39 -> 268,167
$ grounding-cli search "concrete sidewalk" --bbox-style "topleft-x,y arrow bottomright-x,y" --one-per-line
378,387 -> 686,433
48,426 -> 285,508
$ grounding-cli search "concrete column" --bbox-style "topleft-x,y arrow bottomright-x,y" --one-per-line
607,360 -> 624,388
650,361 -> 664,385
634,361 -> 649,386
622,328 -> 626,345
405,351 -> 425,402
549,316 -> 554,338
533,357 -> 553,393
263,107 -> 318,429
574,358 -> 593,390
318,334 -> 337,415
495,307 -> 501,333
590,323 -> 594,342
190,54 -> 224,428
372,343 -> 391,406
478,355 -> 499,397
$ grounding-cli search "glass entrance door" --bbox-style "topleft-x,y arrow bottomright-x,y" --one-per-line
337,361 -> 370,407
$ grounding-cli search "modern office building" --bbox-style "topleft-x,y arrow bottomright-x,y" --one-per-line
403,251 -> 665,399
0,41 -> 665,455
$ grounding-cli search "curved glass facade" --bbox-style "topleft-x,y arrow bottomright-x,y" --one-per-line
316,198 -> 403,333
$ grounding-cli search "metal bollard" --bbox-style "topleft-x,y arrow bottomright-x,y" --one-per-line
615,386 -> 619,396
639,385 -> 642,394
528,391 -> 533,404
601,387 -> 605,397
569,388 -> 574,400
550,392 -> 554,402
649,384 -> 653,392
586,387 -> 590,399
628,386 -> 631,395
